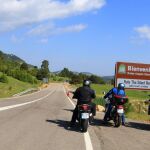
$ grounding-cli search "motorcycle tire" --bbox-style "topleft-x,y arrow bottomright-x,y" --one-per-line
89,114 -> 94,124
80,119 -> 89,132
114,115 -> 121,127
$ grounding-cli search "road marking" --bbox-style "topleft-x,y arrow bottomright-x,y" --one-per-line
0,88 -> 42,100
0,90 -> 55,112
63,86 -> 93,150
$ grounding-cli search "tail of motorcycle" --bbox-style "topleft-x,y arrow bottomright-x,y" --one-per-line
78,104 -> 91,132
114,105 -> 124,127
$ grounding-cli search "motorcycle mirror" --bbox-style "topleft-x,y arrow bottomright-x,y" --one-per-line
102,91 -> 106,95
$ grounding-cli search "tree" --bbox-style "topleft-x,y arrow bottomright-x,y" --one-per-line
59,68 -> 73,78
70,74 -> 83,84
37,60 -> 50,80
41,60 -> 49,71
0,73 -> 8,83
20,63 -> 28,71
89,75 -> 105,84
29,66 -> 38,77
0,51 -> 4,61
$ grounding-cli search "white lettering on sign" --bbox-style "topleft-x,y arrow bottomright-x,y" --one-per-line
128,66 -> 150,72
117,78 -> 150,89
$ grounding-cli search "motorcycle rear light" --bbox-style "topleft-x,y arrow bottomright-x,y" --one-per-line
117,105 -> 123,109
81,105 -> 89,110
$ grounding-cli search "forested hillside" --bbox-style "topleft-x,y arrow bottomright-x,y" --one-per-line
0,50 -> 39,84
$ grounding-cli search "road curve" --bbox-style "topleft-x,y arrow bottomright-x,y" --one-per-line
0,83 -> 149,150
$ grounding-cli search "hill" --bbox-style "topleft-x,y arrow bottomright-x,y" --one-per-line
0,50 -> 25,64
0,50 -> 39,84
0,50 -> 35,69
53,70 -> 93,76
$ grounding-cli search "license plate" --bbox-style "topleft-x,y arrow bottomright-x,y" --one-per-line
81,113 -> 89,119
117,109 -> 124,114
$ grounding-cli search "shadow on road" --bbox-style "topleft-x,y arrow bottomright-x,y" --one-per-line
91,118 -> 150,131
63,109 -> 74,112
126,121 -> 150,131
90,118 -> 114,128
46,119 -> 81,133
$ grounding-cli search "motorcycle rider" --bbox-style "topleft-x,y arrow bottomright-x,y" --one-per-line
103,83 -> 126,125
69,79 -> 96,127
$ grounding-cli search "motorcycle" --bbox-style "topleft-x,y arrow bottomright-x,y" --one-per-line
78,104 -> 93,132
105,95 -> 128,127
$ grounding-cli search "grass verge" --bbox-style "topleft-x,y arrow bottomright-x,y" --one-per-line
0,75 -> 38,98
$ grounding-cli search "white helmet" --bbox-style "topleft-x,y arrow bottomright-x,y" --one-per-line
83,80 -> 90,86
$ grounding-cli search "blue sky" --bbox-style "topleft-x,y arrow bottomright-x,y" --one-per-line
0,0 -> 150,76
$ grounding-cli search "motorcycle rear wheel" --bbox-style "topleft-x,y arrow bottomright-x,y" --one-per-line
114,115 -> 121,127
80,119 -> 89,132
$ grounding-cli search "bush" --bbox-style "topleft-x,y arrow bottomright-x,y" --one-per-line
6,69 -> 38,84
124,102 -> 135,114
0,74 -> 8,83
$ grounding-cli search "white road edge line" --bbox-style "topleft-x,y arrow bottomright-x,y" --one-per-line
63,86 -> 93,150
0,88 -> 42,100
0,90 -> 54,112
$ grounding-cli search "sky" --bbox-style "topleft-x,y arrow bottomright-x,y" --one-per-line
0,0 -> 150,76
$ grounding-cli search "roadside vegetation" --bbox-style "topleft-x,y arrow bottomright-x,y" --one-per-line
0,74 -> 38,98
0,50 -> 51,98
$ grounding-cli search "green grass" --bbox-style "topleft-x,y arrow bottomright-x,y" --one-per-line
126,112 -> 150,122
0,75 -> 38,98
91,84 -> 113,97
90,84 -> 150,101
126,90 -> 150,101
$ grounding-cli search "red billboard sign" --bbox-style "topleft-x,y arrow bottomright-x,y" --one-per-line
115,62 -> 150,90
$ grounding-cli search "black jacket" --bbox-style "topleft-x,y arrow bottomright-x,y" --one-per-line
73,86 -> 96,105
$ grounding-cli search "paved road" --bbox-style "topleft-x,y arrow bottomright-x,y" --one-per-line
0,83 -> 149,150
92,113 -> 150,150
0,83 -> 101,150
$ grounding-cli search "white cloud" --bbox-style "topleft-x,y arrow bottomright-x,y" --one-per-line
134,25 -> 150,40
11,34 -> 23,43
0,0 -> 106,32
28,23 -> 87,36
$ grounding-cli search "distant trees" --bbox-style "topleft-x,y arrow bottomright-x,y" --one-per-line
0,50 -> 108,85
0,51 -> 4,62
59,68 -> 73,78
88,75 -> 105,84
20,63 -> 28,71
37,60 -> 50,80
58,67 -> 105,84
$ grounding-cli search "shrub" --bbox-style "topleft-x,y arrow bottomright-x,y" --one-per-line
0,74 -> 8,83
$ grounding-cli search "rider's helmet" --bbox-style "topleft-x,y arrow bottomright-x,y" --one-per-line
83,79 -> 91,86
118,83 -> 125,90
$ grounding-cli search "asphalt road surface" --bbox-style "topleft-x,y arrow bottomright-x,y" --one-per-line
0,83 -> 149,150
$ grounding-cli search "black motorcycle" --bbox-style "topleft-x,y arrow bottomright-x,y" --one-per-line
106,95 -> 128,127
78,104 -> 93,132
